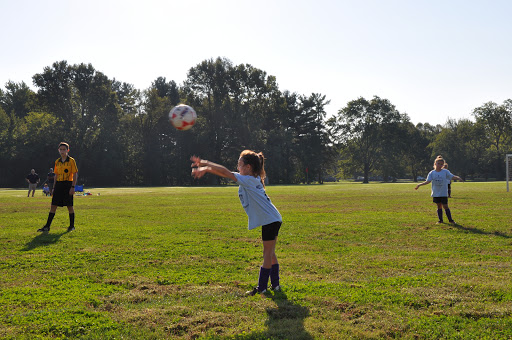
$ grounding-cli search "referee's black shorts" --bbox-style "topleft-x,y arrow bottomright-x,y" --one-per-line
51,181 -> 74,207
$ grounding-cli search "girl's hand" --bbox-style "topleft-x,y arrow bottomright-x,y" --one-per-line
190,155 -> 203,168
192,166 -> 209,179
191,156 -> 208,179
69,187 -> 75,195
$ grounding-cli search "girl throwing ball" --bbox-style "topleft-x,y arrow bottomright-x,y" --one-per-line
191,150 -> 282,296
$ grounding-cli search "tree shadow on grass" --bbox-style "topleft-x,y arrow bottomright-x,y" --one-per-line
450,223 -> 512,239
21,231 -> 68,251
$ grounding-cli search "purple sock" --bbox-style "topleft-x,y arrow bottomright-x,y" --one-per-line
270,263 -> 280,288
437,209 -> 443,222
445,208 -> 453,222
257,267 -> 271,292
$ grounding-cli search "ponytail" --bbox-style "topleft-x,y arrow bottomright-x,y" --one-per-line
240,150 -> 267,187
257,152 -> 266,187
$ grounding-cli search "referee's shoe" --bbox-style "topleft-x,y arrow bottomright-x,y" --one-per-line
37,225 -> 50,233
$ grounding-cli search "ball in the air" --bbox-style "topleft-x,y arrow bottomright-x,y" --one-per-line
169,104 -> 197,131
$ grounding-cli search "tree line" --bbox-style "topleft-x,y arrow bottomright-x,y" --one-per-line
1,57 -> 511,187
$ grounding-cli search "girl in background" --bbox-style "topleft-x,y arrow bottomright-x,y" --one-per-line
415,155 -> 463,224
443,162 -> 452,198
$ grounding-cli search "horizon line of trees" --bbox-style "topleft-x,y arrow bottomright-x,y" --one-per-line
1,57 -> 511,188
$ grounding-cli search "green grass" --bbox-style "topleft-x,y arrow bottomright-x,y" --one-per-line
1,182 -> 512,339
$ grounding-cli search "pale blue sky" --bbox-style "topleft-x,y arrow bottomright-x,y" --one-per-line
1,0 -> 511,125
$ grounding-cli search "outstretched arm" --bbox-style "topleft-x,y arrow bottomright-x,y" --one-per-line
452,175 -> 463,182
191,156 -> 237,182
415,180 -> 431,190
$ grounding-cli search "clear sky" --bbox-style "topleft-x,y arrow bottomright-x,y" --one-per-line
1,0 -> 511,125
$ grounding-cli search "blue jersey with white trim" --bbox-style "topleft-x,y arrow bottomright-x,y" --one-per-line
427,169 -> 454,197
234,173 -> 282,230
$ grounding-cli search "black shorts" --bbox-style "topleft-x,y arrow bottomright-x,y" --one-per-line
51,181 -> 74,207
433,197 -> 448,204
261,221 -> 281,241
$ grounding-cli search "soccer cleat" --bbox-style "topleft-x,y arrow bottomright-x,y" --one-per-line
246,287 -> 267,296
436,221 -> 444,224
37,226 -> 50,233
271,285 -> 281,291
448,220 -> 456,224
67,226 -> 75,232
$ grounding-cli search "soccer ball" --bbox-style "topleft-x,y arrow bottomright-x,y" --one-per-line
169,104 -> 197,131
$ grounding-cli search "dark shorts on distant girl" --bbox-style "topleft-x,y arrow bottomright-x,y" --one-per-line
432,197 -> 448,205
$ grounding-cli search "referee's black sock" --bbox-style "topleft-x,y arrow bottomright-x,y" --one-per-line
46,212 -> 55,227
69,213 -> 75,227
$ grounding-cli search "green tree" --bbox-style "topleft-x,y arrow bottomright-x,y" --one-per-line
0,106 -> 13,186
266,90 -> 301,183
33,61 -> 125,186
402,122 -> 441,181
183,57 -> 286,183
430,119 -> 487,180
0,81 -> 36,119
330,96 -> 403,183
472,100 -> 512,180
152,77 -> 180,105
183,57 -> 231,176
293,93 -> 331,183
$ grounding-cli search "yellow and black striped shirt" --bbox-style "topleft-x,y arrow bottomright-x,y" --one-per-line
54,156 -> 78,182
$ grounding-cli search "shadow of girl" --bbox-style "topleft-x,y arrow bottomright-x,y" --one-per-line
451,223 -> 512,238
263,291 -> 313,340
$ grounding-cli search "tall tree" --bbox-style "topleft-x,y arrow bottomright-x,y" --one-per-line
329,96 -> 403,183
430,119 -> 487,180
404,122 -> 440,181
183,57 -> 231,171
294,93 -> 331,183
0,81 -> 36,119
472,101 -> 512,180
33,61 -> 124,185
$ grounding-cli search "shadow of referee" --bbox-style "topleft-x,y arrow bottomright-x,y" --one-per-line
21,231 -> 67,251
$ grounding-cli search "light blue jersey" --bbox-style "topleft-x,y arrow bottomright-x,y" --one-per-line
234,173 -> 282,230
426,169 -> 454,197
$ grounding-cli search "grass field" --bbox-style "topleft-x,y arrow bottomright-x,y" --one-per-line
1,182 -> 511,339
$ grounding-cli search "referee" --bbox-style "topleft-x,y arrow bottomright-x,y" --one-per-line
38,142 -> 78,233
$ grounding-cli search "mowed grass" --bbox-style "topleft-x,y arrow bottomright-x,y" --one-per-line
1,182 -> 512,339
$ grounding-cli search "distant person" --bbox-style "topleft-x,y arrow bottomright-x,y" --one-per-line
26,169 -> 40,197
38,142 -> 78,233
415,156 -> 463,224
42,183 -> 50,196
47,168 -> 55,195
191,150 -> 282,296
442,162 -> 452,197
